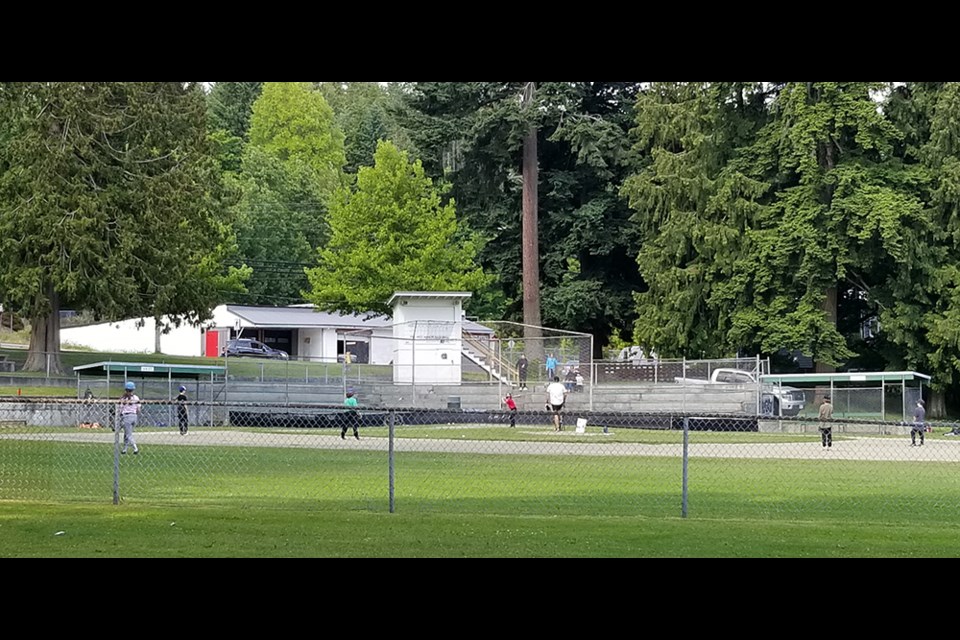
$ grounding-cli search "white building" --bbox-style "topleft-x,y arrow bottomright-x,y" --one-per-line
384,291 -> 472,385
60,293 -> 491,383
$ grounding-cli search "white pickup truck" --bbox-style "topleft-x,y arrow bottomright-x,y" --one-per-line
675,368 -> 807,416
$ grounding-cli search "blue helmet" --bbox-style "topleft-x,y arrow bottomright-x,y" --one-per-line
124,381 -> 136,391
178,385 -> 186,392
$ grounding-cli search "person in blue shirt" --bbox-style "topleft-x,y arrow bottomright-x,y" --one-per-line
545,353 -> 558,382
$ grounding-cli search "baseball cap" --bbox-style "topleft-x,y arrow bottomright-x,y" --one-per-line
124,381 -> 136,391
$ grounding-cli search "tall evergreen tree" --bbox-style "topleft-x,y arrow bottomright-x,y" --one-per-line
207,82 -> 263,141
623,82 -> 932,385
317,82 -> 416,174
883,82 -> 960,414
206,82 -> 263,173
400,82 -> 643,354
0,82 -> 242,373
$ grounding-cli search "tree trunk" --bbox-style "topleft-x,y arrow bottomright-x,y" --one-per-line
811,80 -> 839,375
815,285 -> 838,374
155,315 -> 162,354
23,286 -> 64,375
929,389 -> 945,420
521,82 -> 543,364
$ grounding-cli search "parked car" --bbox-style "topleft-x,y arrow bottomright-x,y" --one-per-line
674,367 -> 806,416
223,339 -> 289,360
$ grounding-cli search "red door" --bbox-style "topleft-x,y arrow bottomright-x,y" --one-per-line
205,329 -> 222,357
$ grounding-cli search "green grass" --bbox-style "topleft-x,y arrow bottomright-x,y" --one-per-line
0,346 -> 366,383
2,435 -> 960,557
1,347 -> 226,376
3,501 -> 957,558
0,386 -> 78,397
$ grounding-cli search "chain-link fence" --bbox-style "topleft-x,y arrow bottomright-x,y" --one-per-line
3,397 -> 960,522
595,356 -> 768,385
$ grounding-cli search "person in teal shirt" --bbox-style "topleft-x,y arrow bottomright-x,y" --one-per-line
545,354 -> 558,382
341,389 -> 360,440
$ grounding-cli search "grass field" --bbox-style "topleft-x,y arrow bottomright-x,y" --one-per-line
0,386 -> 78,397
4,501 -> 957,559
3,430 -> 960,557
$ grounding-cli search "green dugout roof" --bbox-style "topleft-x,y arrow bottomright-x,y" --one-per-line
74,361 -> 226,378
760,371 -> 930,384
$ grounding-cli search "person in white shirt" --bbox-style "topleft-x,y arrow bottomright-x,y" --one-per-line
546,376 -> 568,431
119,381 -> 141,455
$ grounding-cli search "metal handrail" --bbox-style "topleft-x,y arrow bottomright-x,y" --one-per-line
462,335 -> 517,384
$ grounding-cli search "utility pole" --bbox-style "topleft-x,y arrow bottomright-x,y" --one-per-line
521,81 -> 544,364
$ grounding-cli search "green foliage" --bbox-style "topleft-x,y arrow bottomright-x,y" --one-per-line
400,82 -> 643,348
0,83 -> 242,366
883,83 -> 960,391
230,147 -> 327,305
225,82 -> 348,305
622,82 -> 939,375
248,82 -> 346,195
305,141 -> 490,316
317,82 -> 417,174
623,82 -> 764,358
206,82 -> 263,141
206,82 -> 263,175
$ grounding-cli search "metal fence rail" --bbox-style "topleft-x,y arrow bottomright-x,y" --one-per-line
2,397 -> 959,521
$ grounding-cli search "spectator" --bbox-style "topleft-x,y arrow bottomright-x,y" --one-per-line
564,366 -> 577,392
517,354 -> 529,391
818,396 -> 833,448
546,353 -> 558,382
911,399 -> 925,446
575,370 -> 584,393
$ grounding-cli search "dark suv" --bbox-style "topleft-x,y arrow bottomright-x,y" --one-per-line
223,339 -> 289,360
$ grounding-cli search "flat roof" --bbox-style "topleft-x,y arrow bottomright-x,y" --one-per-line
226,304 -> 491,333
228,305 -> 389,328
761,371 -> 930,384
387,291 -> 472,305
74,361 -> 226,378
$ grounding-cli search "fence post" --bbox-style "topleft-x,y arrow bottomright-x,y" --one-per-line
681,416 -> 689,518
682,358 -> 687,414
113,402 -> 121,505
388,410 -> 395,514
